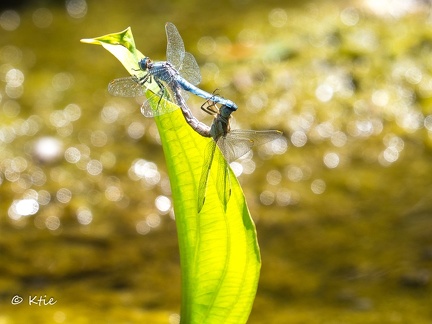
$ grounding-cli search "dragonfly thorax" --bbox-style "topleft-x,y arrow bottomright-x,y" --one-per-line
138,57 -> 152,71
210,113 -> 230,141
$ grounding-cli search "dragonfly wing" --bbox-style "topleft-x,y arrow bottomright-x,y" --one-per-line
140,86 -> 179,117
160,80 -> 191,113
180,52 -> 202,86
165,22 -> 185,71
221,130 -> 283,162
215,140 -> 231,210
165,78 -> 190,103
197,140 -> 216,212
141,91 -> 162,117
218,135 -> 254,163
235,130 -> 283,146
108,77 -> 145,97
178,88 -> 190,102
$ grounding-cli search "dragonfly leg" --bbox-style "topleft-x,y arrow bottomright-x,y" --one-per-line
211,88 -> 221,97
201,90 -> 221,116
137,73 -> 166,109
154,78 -> 167,108
201,102 -> 218,116
137,73 -> 151,85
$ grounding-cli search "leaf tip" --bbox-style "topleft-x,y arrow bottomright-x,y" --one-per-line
80,38 -> 98,44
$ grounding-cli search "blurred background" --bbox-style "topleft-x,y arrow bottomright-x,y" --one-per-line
1,0 -> 432,323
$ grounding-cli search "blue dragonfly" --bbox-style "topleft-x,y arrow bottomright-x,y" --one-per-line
108,22 -> 237,117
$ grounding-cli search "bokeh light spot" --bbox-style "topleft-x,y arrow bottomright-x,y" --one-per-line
66,0 -> 87,19
266,169 -> 282,186
56,188 -> 72,204
315,84 -> 334,102
340,7 -> 360,26
32,8 -> 53,28
76,207 -> 93,225
45,215 -> 61,231
269,8 -> 288,28
33,137 -> 63,163
291,130 -> 307,147
101,105 -> 119,123
37,190 -> 51,205
323,152 -> 340,169
260,190 -> 275,205
8,198 -> 39,219
86,159 -> 103,176
90,130 -> 107,147
127,121 -> 145,139
146,213 -> 161,228
129,159 -> 161,186
197,36 -> 216,56
286,165 -> 303,182
64,147 -> 81,164
136,220 -> 150,235
155,195 -> 171,214
311,179 -> 326,194
52,72 -> 74,91
0,10 -> 20,31
105,185 -> 123,202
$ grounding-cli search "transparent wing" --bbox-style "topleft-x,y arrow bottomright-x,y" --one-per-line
219,130 -> 283,162
218,136 -> 253,163
108,77 -> 146,97
197,140 -> 216,212
180,52 -> 201,86
140,84 -> 179,117
164,78 -> 190,103
165,22 -> 185,71
166,23 -> 201,86
215,142 -> 231,210
178,88 -> 190,103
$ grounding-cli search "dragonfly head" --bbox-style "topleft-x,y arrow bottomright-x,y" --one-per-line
219,105 -> 234,119
138,57 -> 152,71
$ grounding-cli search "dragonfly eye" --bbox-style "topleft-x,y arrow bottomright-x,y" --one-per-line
138,57 -> 151,71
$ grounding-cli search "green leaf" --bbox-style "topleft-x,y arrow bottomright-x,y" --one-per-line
81,27 -> 143,75
81,28 -> 260,324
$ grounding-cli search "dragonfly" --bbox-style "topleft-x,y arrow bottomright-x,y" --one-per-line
108,22 -> 238,118
196,102 -> 283,212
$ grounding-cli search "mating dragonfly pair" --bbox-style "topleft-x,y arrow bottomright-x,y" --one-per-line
108,22 -> 282,212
